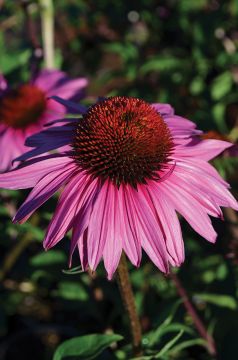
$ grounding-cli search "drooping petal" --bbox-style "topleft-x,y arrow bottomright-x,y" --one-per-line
0,155 -> 72,189
69,179 -> 101,265
43,172 -> 99,250
117,185 -> 142,267
125,185 -> 169,272
174,159 -> 238,210
169,171 -> 223,218
102,183 -> 123,279
15,124 -> 75,162
51,96 -> 87,114
77,230 -> 88,271
28,123 -> 74,147
87,180 -> 110,271
14,161 -> 77,223
144,182 -> 184,267
160,175 -> 218,243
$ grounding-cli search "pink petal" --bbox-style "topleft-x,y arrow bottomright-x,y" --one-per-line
47,78 -> 88,99
33,70 -> 69,92
14,162 -> 77,223
77,230 -> 88,271
0,126 -> 29,171
126,185 -> 169,272
0,155 -> 72,189
43,172 -> 97,250
174,159 -> 238,210
170,171 -> 223,218
69,178 -> 101,265
117,185 -> 142,267
174,139 -> 232,161
165,115 -> 197,129
102,183 -> 122,279
0,74 -> 7,91
160,176 -> 217,243
87,180 -> 111,271
152,103 -> 175,116
144,182 -> 184,266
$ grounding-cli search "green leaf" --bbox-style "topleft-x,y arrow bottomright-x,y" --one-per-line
179,0 -> 208,12
194,293 -> 237,310
140,56 -> 184,74
190,77 -> 204,95
147,299 -> 182,347
55,281 -> 89,301
0,49 -> 31,74
30,250 -> 67,267
53,333 -> 123,360
62,266 -> 83,275
155,330 -> 184,358
168,338 -> 207,355
19,222 -> 44,241
212,103 -> 228,133
103,42 -> 138,62
211,72 -> 233,100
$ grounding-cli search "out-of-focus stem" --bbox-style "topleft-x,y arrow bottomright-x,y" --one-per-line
116,253 -> 142,357
224,208 -> 238,240
39,0 -> 54,68
21,0 -> 43,78
21,1 -> 41,49
0,214 -> 39,281
0,235 -> 32,281
171,272 -> 217,357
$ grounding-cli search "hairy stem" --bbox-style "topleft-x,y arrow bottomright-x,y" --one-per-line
116,253 -> 142,357
171,272 -> 216,357
39,0 -> 54,68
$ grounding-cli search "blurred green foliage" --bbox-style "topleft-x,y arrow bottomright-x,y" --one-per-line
0,0 -> 238,359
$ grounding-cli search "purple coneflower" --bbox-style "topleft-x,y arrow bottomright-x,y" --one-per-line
0,96 -> 237,279
0,70 -> 87,172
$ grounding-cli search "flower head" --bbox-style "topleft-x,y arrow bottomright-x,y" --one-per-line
73,96 -> 173,186
0,96 -> 237,279
0,70 -> 88,172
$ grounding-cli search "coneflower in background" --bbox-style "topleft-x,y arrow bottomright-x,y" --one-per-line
0,70 -> 87,172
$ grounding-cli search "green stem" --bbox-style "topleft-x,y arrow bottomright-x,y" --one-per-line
0,214 -> 39,281
39,0 -> 54,68
116,253 -> 142,357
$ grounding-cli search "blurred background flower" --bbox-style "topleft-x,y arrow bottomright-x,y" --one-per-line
0,69 -> 87,172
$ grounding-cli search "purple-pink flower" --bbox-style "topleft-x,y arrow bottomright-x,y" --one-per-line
0,70 -> 88,172
0,96 -> 237,279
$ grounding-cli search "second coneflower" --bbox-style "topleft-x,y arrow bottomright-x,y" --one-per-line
0,96 -> 237,279
0,70 -> 87,172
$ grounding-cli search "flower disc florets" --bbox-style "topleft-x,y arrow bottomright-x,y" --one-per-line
73,96 -> 173,186
0,84 -> 46,128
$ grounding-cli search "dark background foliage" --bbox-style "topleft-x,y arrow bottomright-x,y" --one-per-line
0,0 -> 238,359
